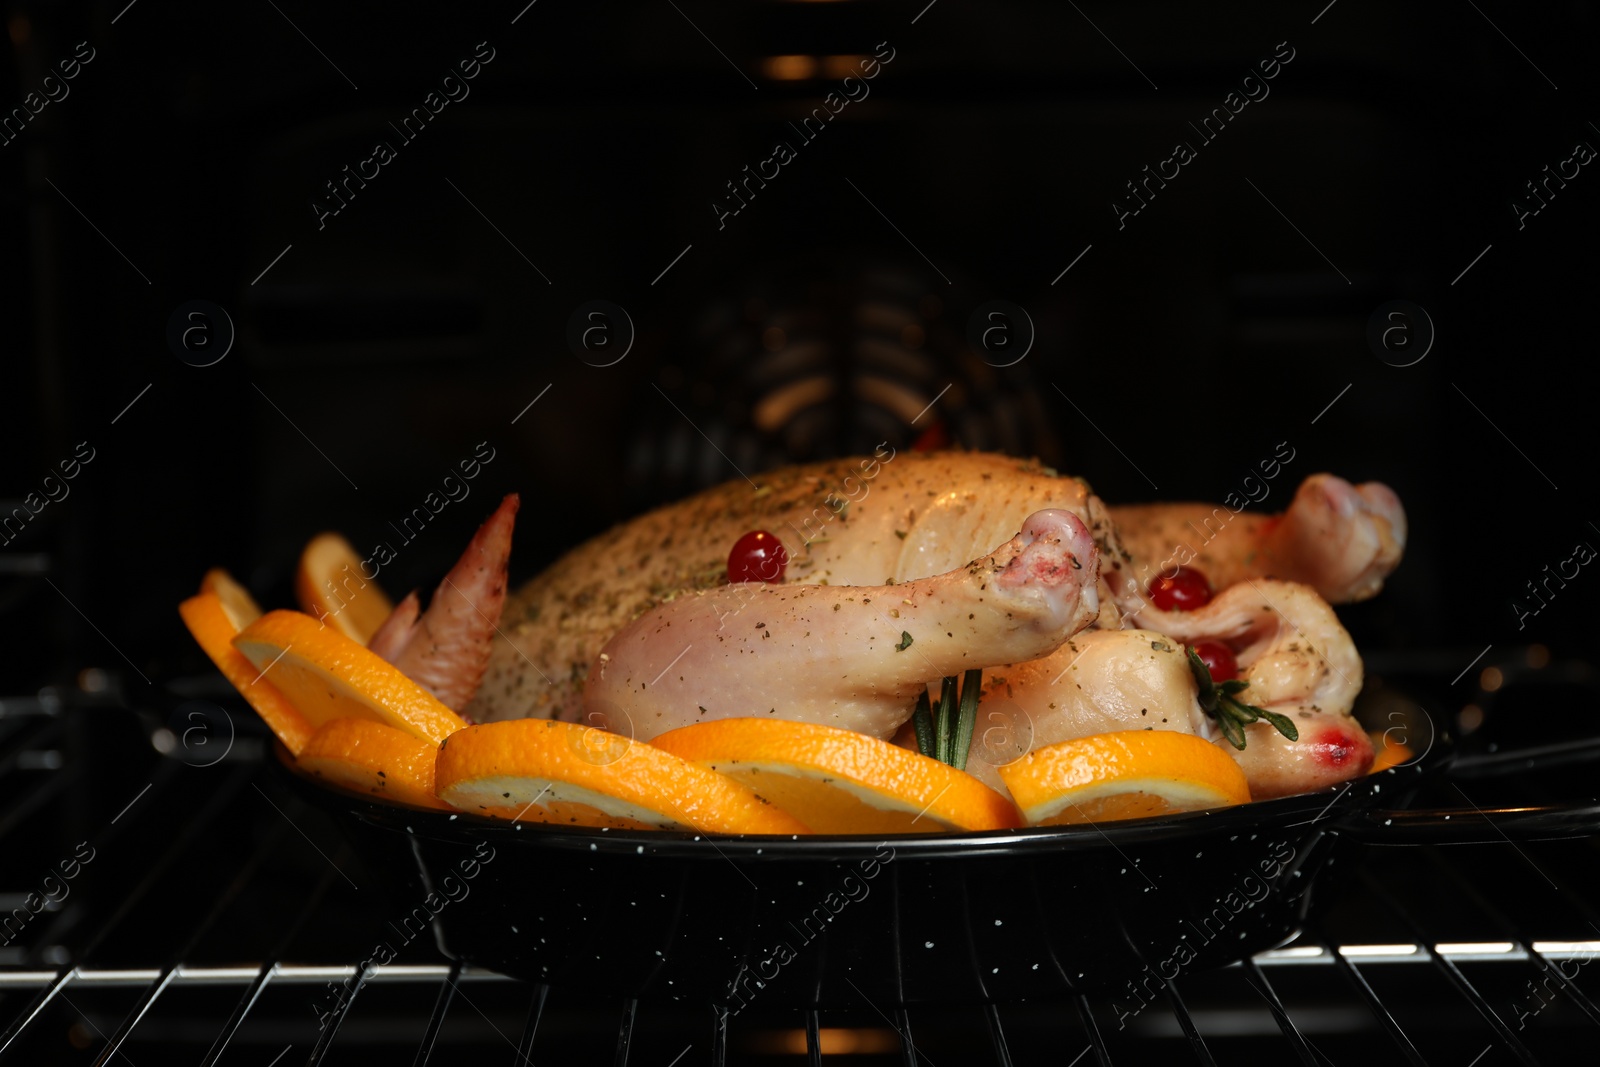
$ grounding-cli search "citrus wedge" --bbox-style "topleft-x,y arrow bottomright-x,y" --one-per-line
650,718 -> 1022,833
434,718 -> 811,834
296,718 -> 451,811
199,568 -> 263,629
179,593 -> 314,756
294,532 -> 394,644
231,609 -> 466,744
998,731 -> 1251,826
1367,729 -> 1413,774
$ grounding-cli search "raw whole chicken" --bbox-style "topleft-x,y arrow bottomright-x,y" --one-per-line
387,450 -> 1406,800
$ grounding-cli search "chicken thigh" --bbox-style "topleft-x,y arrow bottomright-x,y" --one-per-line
960,628 -> 1208,794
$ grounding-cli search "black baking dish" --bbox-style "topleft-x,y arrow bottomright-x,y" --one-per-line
268,736 -> 1447,1008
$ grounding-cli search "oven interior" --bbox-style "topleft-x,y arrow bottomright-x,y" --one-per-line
4,0 -> 1599,1062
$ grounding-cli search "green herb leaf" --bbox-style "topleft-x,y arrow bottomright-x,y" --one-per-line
1256,707 -> 1300,742
909,670 -> 988,769
951,669 -> 983,772
935,676 -> 958,766
1216,707 -> 1247,750
1186,646 -> 1219,712
896,631 -> 913,651
911,688 -> 936,759
1221,695 -> 1260,724
1183,644 -> 1297,747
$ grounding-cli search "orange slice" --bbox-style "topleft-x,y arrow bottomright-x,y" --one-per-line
179,593 -> 314,756
998,731 -> 1250,825
296,718 -> 450,811
294,533 -> 394,644
1367,730 -> 1414,774
199,568 -> 263,629
434,719 -> 810,834
231,609 -> 466,744
650,718 -> 1022,833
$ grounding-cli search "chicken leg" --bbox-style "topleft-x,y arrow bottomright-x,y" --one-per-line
584,508 -> 1101,742
1109,473 -> 1406,605
1126,578 -> 1372,797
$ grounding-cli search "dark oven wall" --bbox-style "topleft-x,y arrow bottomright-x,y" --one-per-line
2,0 -> 1596,693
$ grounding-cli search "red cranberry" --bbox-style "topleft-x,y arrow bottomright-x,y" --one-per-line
911,422 -> 949,452
1148,566 -> 1213,611
1191,641 -> 1238,682
728,530 -> 788,584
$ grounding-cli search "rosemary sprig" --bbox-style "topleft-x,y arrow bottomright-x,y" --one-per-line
914,670 -> 984,770
911,688 -> 935,758
1185,646 -> 1299,750
934,676 -> 957,765
951,668 -> 982,772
